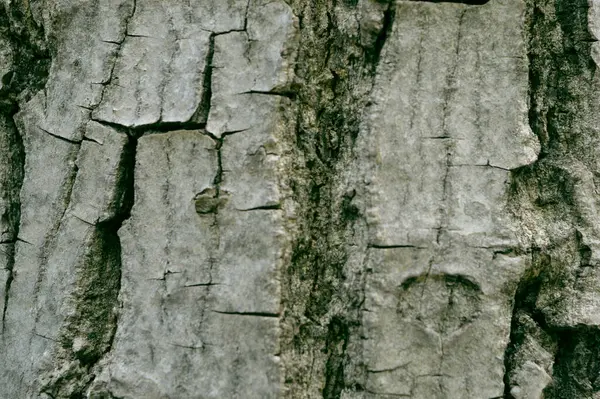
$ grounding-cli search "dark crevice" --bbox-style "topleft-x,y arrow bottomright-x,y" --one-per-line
88,119 -> 134,137
218,128 -> 249,139
211,28 -> 246,37
0,113 -> 25,333
526,3 -> 547,158
503,249 -> 548,398
210,310 -> 280,318
90,117 -> 207,137
38,126 -> 81,144
367,363 -> 411,374
133,120 -> 207,134
503,247 -> 600,398
364,1 -> 395,67
0,1 -> 51,110
1,242 -> 15,333
126,0 -> 137,37
101,40 -> 121,45
124,33 -> 150,39
240,90 -> 297,101
423,136 -> 451,139
82,136 -> 102,145
547,327 -> 600,398
237,204 -> 281,212
505,0 -> 600,396
281,0 -> 396,398
243,0 -> 251,31
367,244 -> 424,249
33,331 -> 58,342
15,237 -> 32,245
213,139 -> 224,198
184,282 -> 220,288
322,316 -> 352,399
40,136 -> 137,399
0,0 -> 51,332
192,32 -> 215,123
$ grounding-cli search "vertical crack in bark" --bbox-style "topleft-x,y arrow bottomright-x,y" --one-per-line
40,134 -> 137,398
505,0 -> 600,397
213,138 -> 223,197
0,1 -> 51,331
195,134 -> 225,348
93,0 -> 136,111
280,1 -> 395,397
434,7 -> 466,247
182,102 -> 238,352
0,115 -> 24,333
365,1 -> 395,67
191,32 -> 215,123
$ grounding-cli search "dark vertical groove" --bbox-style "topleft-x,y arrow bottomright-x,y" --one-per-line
503,249 -> 550,398
1,115 -> 24,332
40,136 -> 137,398
194,33 -> 215,124
213,137 -> 223,197
1,241 -> 15,332
505,0 -> 600,397
281,1 -> 395,397
322,316 -> 350,399
526,3 -> 547,157
364,2 -> 395,67
0,1 -> 51,331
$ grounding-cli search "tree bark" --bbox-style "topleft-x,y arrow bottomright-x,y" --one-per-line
0,0 -> 597,398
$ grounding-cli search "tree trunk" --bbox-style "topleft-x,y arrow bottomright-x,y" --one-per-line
0,0 -> 597,398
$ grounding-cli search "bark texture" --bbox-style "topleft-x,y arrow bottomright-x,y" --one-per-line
0,0 -> 598,398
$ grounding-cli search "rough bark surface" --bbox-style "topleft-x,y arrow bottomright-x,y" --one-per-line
0,0 -> 598,398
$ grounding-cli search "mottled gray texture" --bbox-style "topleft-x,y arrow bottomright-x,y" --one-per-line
359,2 -> 537,397
1,0 -> 600,398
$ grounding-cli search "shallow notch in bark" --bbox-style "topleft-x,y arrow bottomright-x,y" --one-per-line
194,187 -> 229,215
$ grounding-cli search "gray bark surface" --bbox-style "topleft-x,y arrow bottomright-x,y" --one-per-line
0,0 -> 597,398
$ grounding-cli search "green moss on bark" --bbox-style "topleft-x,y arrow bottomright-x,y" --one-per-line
280,1 -> 394,397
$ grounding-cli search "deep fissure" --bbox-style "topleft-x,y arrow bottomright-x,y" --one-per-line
0,0 -> 51,332
281,1 -> 396,397
2,0 -> 599,397
40,134 -> 137,398
194,32 -> 215,123
505,0 -> 600,397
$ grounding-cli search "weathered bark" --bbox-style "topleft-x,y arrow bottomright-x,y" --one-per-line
0,0 -> 599,398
